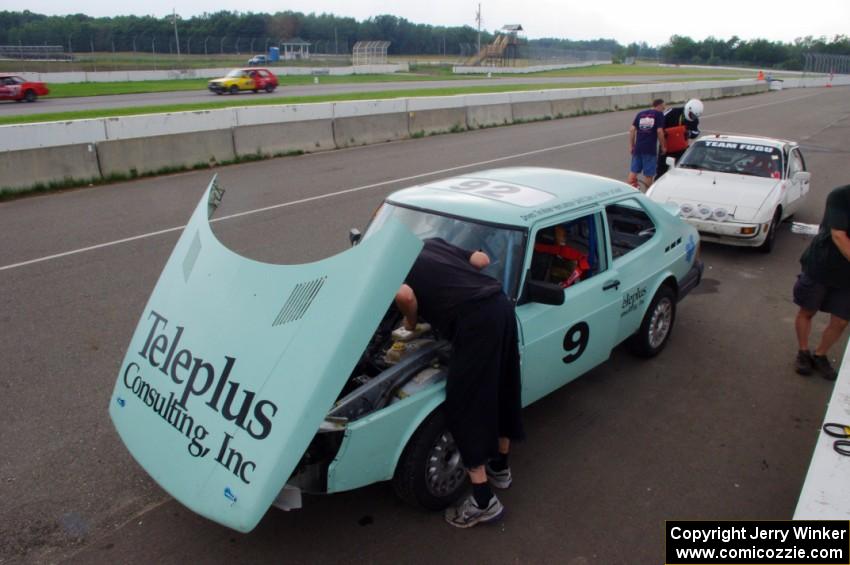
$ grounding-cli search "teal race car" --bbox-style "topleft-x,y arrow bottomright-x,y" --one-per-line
109,167 -> 702,532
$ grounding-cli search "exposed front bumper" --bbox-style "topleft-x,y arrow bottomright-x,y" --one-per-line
685,217 -> 769,247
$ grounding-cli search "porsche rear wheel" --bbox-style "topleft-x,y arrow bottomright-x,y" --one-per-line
628,285 -> 676,358
392,408 -> 467,511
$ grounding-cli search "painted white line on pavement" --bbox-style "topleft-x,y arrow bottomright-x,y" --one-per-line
0,89 -> 829,273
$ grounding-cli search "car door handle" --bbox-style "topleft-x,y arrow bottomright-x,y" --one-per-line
603,279 -> 621,291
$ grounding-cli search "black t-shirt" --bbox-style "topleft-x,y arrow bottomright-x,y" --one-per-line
800,184 -> 850,288
404,238 -> 503,337
663,106 -> 700,139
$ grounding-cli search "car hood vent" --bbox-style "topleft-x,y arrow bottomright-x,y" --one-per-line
273,276 -> 327,326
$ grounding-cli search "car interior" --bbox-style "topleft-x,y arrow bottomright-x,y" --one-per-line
529,215 -> 599,288
605,201 -> 657,258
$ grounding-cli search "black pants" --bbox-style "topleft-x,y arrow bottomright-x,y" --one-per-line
445,293 -> 524,468
656,149 -> 687,178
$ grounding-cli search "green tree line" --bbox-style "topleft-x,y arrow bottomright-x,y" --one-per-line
1,10 -> 848,67
660,34 -> 850,70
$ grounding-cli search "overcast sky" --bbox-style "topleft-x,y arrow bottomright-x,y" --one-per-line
27,0 -> 850,46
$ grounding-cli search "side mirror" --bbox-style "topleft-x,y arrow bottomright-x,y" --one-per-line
525,279 -> 565,306
793,171 -> 811,183
666,156 -> 676,167
349,228 -> 362,246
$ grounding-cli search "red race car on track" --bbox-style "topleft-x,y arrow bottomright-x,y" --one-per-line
0,75 -> 49,102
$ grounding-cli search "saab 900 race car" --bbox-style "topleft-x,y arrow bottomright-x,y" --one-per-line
109,167 -> 703,533
207,68 -> 278,95
647,134 -> 811,253
0,74 -> 49,102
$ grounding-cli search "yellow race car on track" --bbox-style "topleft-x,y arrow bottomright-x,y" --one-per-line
207,68 -> 279,95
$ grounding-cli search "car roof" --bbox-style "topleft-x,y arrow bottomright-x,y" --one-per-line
694,133 -> 797,149
386,167 -> 635,229
237,67 -> 271,72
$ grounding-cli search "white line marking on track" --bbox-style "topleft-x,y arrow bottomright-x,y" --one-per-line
0,90 -> 829,273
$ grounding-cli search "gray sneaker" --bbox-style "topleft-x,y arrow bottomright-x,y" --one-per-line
444,494 -> 505,528
485,462 -> 512,489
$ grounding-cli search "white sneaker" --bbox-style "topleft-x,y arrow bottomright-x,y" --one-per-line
444,495 -> 505,528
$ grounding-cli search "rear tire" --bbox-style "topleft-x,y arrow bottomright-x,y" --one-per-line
758,209 -> 781,254
627,285 -> 676,358
392,409 -> 467,511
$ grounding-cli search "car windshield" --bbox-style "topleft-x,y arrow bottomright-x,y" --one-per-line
225,70 -> 244,78
364,203 -> 527,298
678,140 -> 783,179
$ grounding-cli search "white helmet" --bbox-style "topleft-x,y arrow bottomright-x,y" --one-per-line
684,98 -> 704,121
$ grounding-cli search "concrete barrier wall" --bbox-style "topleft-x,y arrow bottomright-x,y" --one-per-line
408,108 -> 468,135
0,143 -> 101,191
334,113 -> 410,147
97,130 -> 236,177
0,78 -> 790,194
233,119 -> 336,156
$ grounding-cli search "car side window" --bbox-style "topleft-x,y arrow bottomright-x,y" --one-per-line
788,149 -> 805,177
605,199 -> 656,259
528,213 -> 606,289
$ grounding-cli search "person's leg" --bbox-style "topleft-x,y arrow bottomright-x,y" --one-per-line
642,154 -> 658,189
814,315 -> 848,356
793,273 -> 825,376
811,313 -> 849,380
795,307 -> 816,351
628,154 -> 641,187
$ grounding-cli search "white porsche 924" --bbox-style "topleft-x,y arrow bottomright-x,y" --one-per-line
647,134 -> 811,253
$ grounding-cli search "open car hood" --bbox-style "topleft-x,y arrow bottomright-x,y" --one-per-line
109,177 -> 422,532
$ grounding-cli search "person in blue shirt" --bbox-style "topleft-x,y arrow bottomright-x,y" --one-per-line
627,99 -> 667,190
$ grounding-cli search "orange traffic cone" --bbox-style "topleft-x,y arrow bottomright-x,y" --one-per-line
757,70 -> 765,81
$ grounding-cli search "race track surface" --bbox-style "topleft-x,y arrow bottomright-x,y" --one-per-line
0,72 -> 748,116
1,86 -> 849,564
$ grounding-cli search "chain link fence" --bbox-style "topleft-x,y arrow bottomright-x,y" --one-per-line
803,52 -> 850,75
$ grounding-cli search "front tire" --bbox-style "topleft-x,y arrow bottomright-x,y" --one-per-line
758,208 -> 781,254
265,84 -> 276,93
24,89 -> 36,102
229,85 -> 239,95
392,409 -> 467,510
628,285 -> 676,358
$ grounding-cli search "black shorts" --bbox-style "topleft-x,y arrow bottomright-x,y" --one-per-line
793,272 -> 850,320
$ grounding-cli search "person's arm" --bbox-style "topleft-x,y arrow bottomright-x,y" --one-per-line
832,229 -> 850,262
629,125 -> 636,153
395,284 -> 418,330
469,250 -> 490,270
657,127 -> 667,155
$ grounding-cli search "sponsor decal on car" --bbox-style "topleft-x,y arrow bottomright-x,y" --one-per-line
117,310 -> 279,485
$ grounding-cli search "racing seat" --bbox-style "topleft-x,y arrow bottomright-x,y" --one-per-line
531,223 -> 593,288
